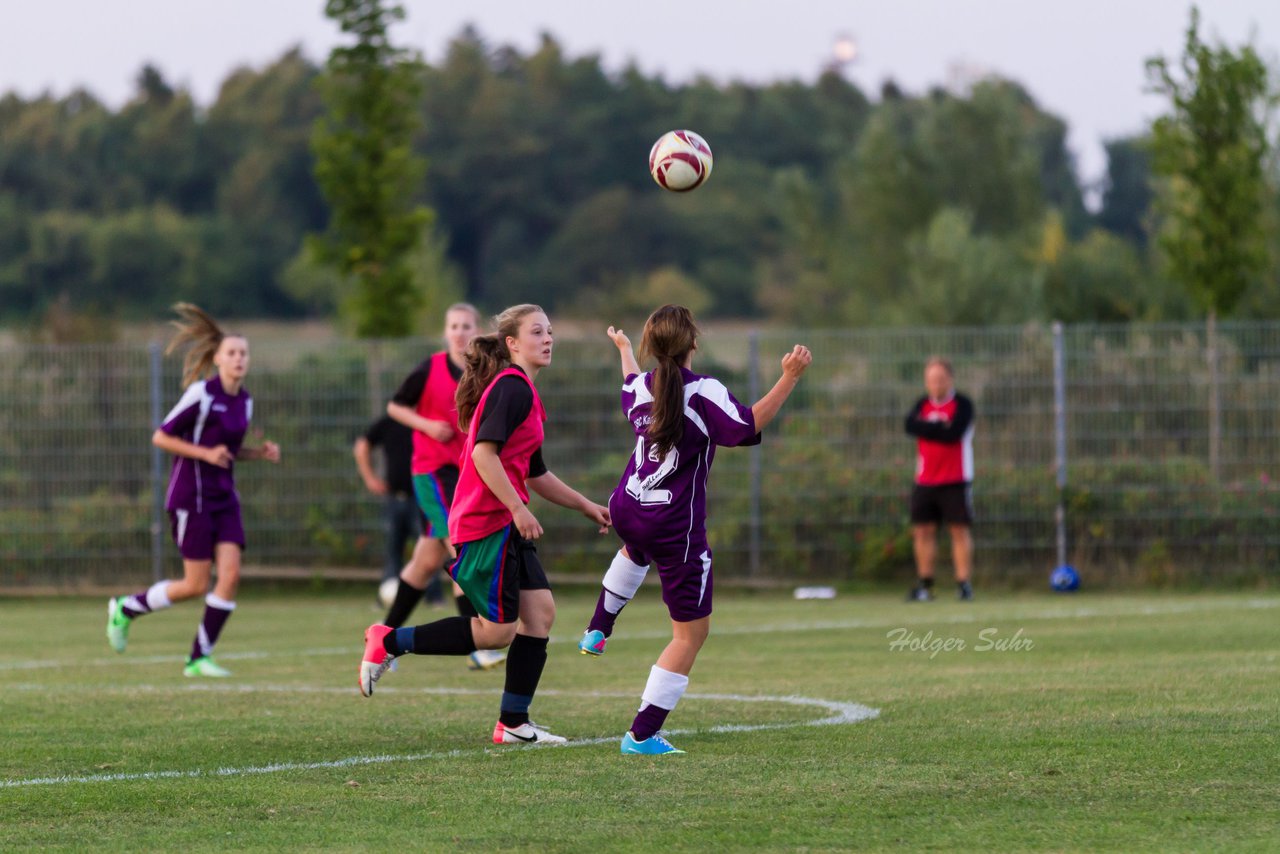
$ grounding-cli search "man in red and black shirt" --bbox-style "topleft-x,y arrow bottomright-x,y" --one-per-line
904,357 -> 975,601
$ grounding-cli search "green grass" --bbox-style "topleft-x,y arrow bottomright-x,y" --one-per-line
2,588 -> 1277,852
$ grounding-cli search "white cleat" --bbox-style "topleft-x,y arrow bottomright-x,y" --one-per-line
467,649 -> 506,671
359,624 -> 396,697
492,720 -> 567,745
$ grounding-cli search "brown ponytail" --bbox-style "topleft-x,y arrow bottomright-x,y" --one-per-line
455,304 -> 544,430
166,303 -> 235,387
640,305 -> 699,457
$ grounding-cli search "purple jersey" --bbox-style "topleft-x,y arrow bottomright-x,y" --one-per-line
160,375 -> 252,513
610,368 -> 760,557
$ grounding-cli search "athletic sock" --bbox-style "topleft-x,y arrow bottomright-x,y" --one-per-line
630,665 -> 689,742
454,593 -> 479,619
921,577 -> 935,589
588,550 -> 649,636
383,616 -> 477,657
120,581 -> 172,619
499,634 -> 549,728
189,593 -> 235,661
383,579 -> 425,629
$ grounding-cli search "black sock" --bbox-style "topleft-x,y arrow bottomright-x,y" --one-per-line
383,616 -> 477,656
921,577 -> 935,589
454,593 -> 479,619
499,634 -> 549,728
383,579 -> 425,629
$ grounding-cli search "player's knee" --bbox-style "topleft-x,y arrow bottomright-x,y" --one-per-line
485,623 -> 518,649
168,580 -> 199,601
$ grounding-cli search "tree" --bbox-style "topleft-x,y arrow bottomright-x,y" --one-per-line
1097,136 -> 1155,247
310,0 -> 430,337
1146,6 -> 1275,317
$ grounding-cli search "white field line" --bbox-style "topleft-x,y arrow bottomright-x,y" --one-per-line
0,688 -> 879,789
1,596 -> 1275,674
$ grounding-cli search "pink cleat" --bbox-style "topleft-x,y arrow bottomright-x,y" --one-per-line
359,624 -> 395,697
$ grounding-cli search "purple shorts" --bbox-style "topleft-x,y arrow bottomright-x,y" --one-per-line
169,504 -> 245,561
623,541 -> 714,623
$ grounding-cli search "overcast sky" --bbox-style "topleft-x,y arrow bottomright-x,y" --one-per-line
2,1 -> 1277,192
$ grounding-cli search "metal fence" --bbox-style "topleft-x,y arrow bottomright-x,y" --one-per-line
3,321 -> 1279,592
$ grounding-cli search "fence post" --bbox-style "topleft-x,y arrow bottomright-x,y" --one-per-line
1207,311 -> 1221,483
747,330 -> 762,577
1052,322 -> 1068,570
149,343 -> 165,583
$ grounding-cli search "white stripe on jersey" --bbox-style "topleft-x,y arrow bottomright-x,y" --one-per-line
161,381 -> 216,513
161,381 -> 211,427
624,374 -> 748,439
962,424 -> 975,481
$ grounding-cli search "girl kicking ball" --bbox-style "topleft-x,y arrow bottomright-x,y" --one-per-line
358,304 -> 611,745
106,304 -> 280,677
580,305 -> 810,754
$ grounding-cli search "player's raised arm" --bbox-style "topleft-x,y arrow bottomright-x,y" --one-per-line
750,345 -> 812,432
608,326 -> 641,378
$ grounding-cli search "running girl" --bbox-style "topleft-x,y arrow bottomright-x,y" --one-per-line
383,303 -> 505,672
579,305 -> 810,754
106,303 -> 281,677
359,304 -> 612,746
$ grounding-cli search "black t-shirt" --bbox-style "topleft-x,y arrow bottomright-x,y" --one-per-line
391,355 -> 464,408
475,372 -> 547,478
363,414 -> 415,494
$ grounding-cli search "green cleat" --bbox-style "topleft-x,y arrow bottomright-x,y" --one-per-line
106,597 -> 132,653
184,656 -> 232,678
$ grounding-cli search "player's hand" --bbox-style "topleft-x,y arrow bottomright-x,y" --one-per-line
607,326 -> 633,353
204,445 -> 233,468
364,475 -> 389,496
423,420 -> 455,443
260,441 -> 281,463
781,345 -> 812,380
583,501 -> 612,534
512,505 -> 543,540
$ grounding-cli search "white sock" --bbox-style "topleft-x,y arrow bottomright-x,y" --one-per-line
205,593 -> 236,611
602,550 -> 648,614
144,581 -> 172,611
639,665 -> 689,712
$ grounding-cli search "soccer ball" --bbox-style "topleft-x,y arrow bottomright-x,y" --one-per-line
378,577 -> 399,608
649,129 -> 713,192
1050,565 -> 1080,592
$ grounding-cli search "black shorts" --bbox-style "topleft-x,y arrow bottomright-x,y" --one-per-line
910,483 -> 973,525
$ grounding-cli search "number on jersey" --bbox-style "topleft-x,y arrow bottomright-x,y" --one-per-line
625,438 -> 679,506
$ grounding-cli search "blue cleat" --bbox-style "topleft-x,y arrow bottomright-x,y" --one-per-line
621,731 -> 685,755
578,630 -> 608,656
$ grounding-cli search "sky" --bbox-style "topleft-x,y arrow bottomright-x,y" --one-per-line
2,0 -> 1277,196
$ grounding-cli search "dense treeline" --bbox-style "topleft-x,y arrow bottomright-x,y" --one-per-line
1,29 -> 1277,329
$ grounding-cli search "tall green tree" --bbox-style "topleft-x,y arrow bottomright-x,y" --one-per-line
310,0 -> 430,337
1146,6 -> 1275,317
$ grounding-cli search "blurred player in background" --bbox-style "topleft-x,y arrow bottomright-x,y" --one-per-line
105,303 -> 280,677
359,304 -> 612,746
903,356 -> 975,602
580,305 -> 811,755
383,303 -> 504,671
352,412 -> 444,607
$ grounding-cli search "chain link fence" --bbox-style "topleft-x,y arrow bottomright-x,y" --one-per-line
3,321 -> 1278,592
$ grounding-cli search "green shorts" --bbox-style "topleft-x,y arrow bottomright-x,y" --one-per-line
449,524 -> 551,623
412,466 -> 458,539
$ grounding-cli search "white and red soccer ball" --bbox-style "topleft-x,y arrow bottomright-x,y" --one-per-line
649,129 -> 713,192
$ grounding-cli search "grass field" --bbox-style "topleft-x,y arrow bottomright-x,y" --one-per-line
2,587 -> 1277,852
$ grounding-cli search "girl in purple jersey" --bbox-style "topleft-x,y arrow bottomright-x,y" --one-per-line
106,304 -> 280,677
579,305 -> 810,755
